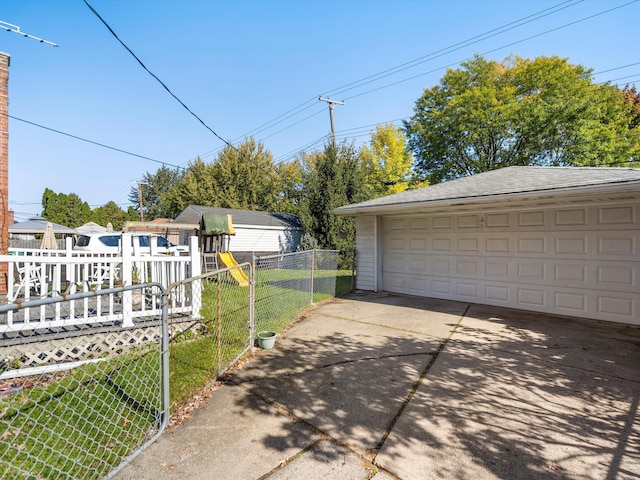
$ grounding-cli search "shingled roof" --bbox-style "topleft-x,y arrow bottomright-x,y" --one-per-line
175,206 -> 303,229
333,166 -> 640,215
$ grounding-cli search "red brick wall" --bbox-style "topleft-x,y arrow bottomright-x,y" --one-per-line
0,52 -> 9,294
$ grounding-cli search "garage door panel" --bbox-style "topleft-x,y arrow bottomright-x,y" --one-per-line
597,264 -> 637,288
554,291 -> 587,313
597,295 -> 634,317
486,285 -> 510,302
598,205 -> 636,225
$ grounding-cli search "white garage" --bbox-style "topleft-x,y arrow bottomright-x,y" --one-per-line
333,167 -> 640,325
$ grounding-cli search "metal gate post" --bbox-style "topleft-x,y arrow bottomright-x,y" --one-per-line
249,255 -> 256,344
310,250 -> 315,304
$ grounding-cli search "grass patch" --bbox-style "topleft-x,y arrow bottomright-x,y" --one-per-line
0,348 -> 161,479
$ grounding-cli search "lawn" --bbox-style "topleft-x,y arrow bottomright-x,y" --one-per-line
0,348 -> 161,479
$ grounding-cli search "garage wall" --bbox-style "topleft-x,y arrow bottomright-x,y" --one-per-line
380,201 -> 639,324
355,216 -> 377,291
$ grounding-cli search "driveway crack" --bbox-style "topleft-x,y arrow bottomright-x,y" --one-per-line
371,304 -> 469,461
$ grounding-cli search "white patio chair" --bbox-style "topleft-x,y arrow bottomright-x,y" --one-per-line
9,262 -> 43,301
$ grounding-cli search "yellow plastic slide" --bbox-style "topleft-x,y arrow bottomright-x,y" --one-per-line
217,252 -> 249,287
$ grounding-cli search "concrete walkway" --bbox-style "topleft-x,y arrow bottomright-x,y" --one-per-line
116,292 -> 640,480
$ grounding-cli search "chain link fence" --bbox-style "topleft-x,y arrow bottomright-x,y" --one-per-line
253,250 -> 350,335
0,284 -> 169,480
0,250 -> 353,478
166,262 -> 253,409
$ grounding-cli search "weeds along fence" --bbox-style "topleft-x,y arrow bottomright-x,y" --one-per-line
0,284 -> 169,480
0,249 -> 353,479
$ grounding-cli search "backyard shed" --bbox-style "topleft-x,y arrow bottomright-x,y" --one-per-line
333,166 -> 640,325
174,206 -> 303,260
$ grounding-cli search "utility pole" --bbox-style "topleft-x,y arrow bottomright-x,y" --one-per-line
318,96 -> 344,149
137,182 -> 148,222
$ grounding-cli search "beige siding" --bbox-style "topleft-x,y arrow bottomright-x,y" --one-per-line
355,216 -> 376,291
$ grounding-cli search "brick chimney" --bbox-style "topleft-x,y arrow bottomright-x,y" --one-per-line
0,51 -> 9,294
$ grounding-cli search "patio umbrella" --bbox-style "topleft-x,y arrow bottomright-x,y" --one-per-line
106,222 -> 113,232
40,222 -> 58,249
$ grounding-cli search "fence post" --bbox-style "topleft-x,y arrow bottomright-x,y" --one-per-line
309,249 -> 315,304
189,236 -> 202,319
121,233 -> 134,327
249,254 -> 256,343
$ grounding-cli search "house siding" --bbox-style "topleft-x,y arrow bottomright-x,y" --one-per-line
356,216 -> 376,291
230,225 -> 303,253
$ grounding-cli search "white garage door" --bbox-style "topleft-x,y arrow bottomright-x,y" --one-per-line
381,203 -> 639,324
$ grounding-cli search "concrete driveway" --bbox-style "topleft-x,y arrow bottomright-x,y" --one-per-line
116,292 -> 640,480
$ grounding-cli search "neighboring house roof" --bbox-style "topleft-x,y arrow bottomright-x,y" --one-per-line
333,166 -> 640,215
9,216 -> 77,235
175,206 -> 303,229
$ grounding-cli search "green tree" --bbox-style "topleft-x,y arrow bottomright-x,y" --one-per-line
169,137 -> 281,212
299,143 -> 368,251
168,158 -> 218,213
129,166 -> 185,220
213,137 -> 280,210
360,123 -> 414,196
275,159 -> 305,214
91,201 -> 138,231
404,55 -> 640,183
41,188 -> 91,227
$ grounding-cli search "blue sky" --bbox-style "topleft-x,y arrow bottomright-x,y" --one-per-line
2,0 -> 638,221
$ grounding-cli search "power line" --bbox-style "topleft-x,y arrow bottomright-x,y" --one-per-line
83,0 -> 238,154
221,0 -> 584,151
324,0 -> 584,99
344,0 -> 640,101
595,61 -> 640,75
7,113 -> 185,169
220,0 -> 632,156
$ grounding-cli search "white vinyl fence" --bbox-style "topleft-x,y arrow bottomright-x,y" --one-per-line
0,235 -> 201,333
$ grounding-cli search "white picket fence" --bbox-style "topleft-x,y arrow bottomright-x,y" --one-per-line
0,235 -> 202,333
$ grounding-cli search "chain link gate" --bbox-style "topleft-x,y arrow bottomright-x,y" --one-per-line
0,284 -> 169,480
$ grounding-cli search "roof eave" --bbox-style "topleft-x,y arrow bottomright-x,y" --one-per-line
332,181 -> 640,216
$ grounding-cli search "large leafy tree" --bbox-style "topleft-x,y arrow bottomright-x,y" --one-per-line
41,189 -> 135,229
41,188 -> 91,227
275,159 -> 304,214
129,165 -> 185,221
299,143 -> 369,251
167,158 -> 218,212
404,55 -> 640,183
360,123 -> 414,196
91,201 -> 138,231
213,137 -> 280,210
622,85 -> 640,130
169,137 -> 281,212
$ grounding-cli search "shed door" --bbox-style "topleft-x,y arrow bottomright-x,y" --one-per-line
381,203 -> 639,324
